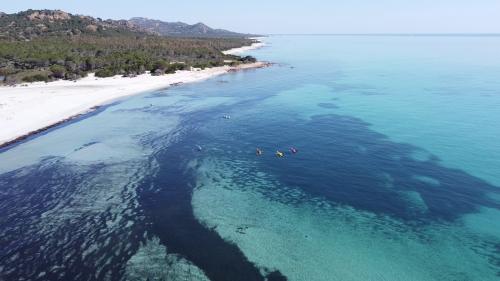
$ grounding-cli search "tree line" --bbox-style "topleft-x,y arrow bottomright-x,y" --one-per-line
0,35 -> 257,84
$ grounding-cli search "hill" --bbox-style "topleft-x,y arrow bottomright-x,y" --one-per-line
0,10 -> 257,84
0,9 -> 144,40
129,17 -> 256,38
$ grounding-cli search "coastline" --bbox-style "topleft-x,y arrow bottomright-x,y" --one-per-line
0,40 -> 268,148
222,38 -> 266,55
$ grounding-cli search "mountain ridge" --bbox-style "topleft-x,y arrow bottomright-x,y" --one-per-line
0,9 -> 257,40
129,17 -> 257,38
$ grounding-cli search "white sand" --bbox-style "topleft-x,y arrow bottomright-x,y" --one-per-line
222,38 -> 266,55
0,41 -> 267,146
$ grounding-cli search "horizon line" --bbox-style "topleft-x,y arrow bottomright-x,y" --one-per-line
265,33 -> 500,37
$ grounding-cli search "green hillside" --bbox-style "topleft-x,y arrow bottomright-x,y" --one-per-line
0,10 -> 257,84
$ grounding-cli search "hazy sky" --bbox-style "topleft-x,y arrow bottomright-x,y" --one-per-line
3,0 -> 500,34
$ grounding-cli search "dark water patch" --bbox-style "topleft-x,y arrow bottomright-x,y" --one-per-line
0,158 -> 149,280
266,270 -> 288,281
137,132 -> 285,281
200,100 -> 500,223
127,100 -> 290,280
274,113 -> 500,222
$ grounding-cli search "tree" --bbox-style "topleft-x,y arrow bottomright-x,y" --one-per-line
150,59 -> 168,73
95,68 -> 114,78
239,55 -> 257,63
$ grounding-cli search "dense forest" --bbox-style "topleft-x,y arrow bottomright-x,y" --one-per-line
0,10 -> 257,84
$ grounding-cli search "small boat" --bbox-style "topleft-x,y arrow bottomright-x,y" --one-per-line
276,151 -> 284,157
223,115 -> 231,119
256,148 -> 263,156
196,145 -> 202,151
290,147 -> 298,154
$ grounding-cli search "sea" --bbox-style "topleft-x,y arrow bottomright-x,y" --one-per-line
1,35 -> 499,281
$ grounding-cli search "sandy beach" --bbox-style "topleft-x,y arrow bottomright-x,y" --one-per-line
0,41 -> 266,147
223,38 -> 266,55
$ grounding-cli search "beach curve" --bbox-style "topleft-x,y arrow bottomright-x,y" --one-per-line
0,40 -> 267,148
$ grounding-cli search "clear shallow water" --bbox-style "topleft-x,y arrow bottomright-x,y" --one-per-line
1,35 -> 500,281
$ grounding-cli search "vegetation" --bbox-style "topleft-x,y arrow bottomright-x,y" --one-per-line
0,10 -> 258,84
129,17 -> 258,38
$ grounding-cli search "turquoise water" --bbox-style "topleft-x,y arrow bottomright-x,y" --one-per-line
1,35 -> 500,281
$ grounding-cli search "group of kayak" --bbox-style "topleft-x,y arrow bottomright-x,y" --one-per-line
196,115 -> 299,157
256,147 -> 298,157
196,146 -> 298,157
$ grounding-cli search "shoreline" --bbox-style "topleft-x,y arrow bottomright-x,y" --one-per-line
222,38 -> 266,55
0,41 -> 268,148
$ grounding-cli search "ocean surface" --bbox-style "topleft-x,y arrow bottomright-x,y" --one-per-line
1,35 -> 500,281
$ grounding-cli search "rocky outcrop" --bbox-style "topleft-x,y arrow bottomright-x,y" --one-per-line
85,24 -> 98,32
26,10 -> 71,21
0,9 -> 145,40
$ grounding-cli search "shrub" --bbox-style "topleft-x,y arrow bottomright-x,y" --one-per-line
239,55 -> 257,63
22,73 -> 49,82
49,64 -> 66,78
95,68 -> 115,77
150,59 -> 169,72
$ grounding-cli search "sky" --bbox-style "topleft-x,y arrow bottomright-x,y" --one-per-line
3,0 -> 500,34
